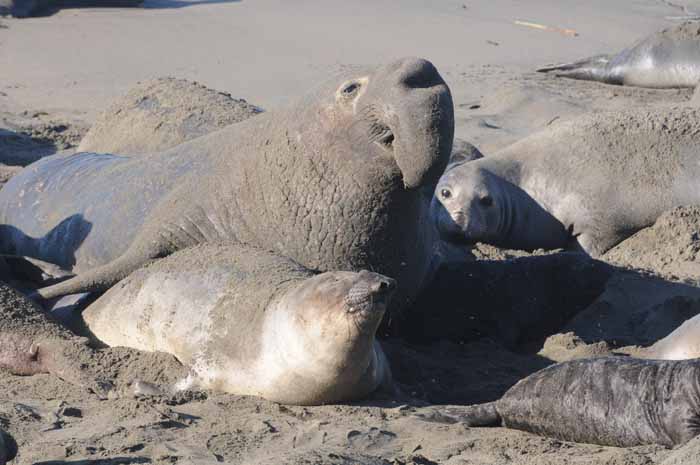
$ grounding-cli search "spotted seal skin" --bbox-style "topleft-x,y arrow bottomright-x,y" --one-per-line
423,357 -> 700,447
82,244 -> 394,405
432,106 -> 700,256
538,22 -> 700,88
0,58 -> 454,308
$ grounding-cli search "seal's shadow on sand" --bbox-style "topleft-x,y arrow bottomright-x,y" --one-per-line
0,215 -> 92,270
143,0 -> 240,8
382,252 -> 700,406
0,128 -> 58,166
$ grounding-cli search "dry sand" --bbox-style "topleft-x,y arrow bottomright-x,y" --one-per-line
3,1 -> 700,464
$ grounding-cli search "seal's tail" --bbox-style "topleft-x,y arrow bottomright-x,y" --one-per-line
536,54 -> 612,82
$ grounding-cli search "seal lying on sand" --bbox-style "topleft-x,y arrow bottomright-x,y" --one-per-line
0,0 -> 142,17
433,106 -> 700,256
0,430 -> 17,465
77,77 -> 263,155
0,57 -> 453,307
422,357 -> 700,447
82,244 -> 394,405
538,22 -> 700,88
641,312 -> 700,360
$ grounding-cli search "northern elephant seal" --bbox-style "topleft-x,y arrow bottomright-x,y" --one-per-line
0,0 -> 142,17
77,77 -> 263,155
641,312 -> 700,360
82,244 -> 394,405
538,22 -> 700,88
422,357 -> 700,447
0,57 -> 454,307
432,106 -> 700,256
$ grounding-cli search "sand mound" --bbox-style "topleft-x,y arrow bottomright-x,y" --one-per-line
604,205 -> 700,283
77,77 -> 263,155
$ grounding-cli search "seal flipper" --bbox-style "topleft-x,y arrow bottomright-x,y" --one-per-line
537,54 -> 613,83
414,402 -> 502,427
442,402 -> 502,427
32,238 -> 165,301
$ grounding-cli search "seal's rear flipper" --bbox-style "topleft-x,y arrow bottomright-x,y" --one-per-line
414,402 -> 502,427
442,402 -> 502,427
537,54 -> 613,83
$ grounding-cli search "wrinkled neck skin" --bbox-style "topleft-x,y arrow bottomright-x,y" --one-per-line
226,297 -> 387,405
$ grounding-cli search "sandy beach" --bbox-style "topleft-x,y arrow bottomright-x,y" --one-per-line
3,1 -> 700,464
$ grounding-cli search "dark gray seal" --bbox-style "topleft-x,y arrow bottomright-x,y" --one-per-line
82,244 -> 394,405
0,57 -> 454,306
432,106 -> 700,256
0,0 -> 142,17
538,22 -> 700,88
422,357 -> 700,447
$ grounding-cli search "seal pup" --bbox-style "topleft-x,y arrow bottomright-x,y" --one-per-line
82,244 -> 394,405
432,106 -> 700,256
0,57 -> 453,308
538,22 -> 700,88
640,312 -> 700,360
420,357 -> 700,447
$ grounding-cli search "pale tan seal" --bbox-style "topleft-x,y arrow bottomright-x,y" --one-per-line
82,244 -> 395,405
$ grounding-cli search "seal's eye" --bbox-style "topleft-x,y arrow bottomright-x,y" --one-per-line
342,82 -> 361,96
440,188 -> 452,199
479,195 -> 493,207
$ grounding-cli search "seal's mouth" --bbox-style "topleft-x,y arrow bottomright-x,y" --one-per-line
362,104 -> 395,152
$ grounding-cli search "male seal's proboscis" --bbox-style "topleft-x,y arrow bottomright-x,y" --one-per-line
82,245 -> 395,405
420,357 -> 700,447
0,57 -> 454,310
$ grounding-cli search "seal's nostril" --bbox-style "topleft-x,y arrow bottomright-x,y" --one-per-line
379,279 -> 396,293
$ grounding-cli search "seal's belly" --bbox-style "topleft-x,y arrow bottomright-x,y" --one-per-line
0,151 -> 189,271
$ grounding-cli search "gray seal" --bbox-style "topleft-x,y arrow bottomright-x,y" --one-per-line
0,0 -> 142,17
432,106 -> 700,256
0,57 -> 454,306
82,244 -> 394,405
422,357 -> 700,447
538,22 -> 700,88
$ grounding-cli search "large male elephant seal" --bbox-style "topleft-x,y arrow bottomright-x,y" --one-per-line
538,22 -> 700,88
82,244 -> 394,405
421,357 -> 700,447
0,57 -> 454,307
432,106 -> 700,256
